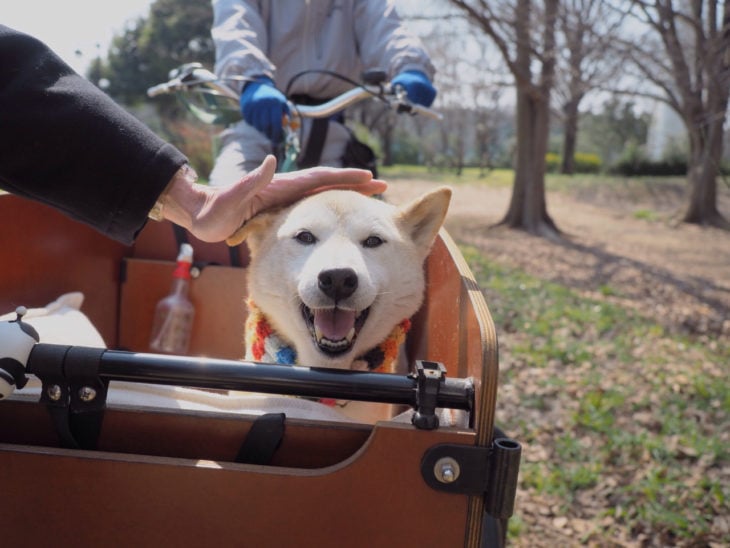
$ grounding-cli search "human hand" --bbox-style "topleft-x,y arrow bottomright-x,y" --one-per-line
224,157 -> 388,245
159,157 -> 387,245
240,76 -> 290,144
391,70 -> 437,107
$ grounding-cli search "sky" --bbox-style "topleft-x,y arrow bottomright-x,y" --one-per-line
5,1 -> 155,73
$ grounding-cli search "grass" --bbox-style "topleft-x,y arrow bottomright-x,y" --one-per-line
379,164 -> 688,193
379,164 -> 515,187
633,208 -> 661,221
459,246 -> 730,545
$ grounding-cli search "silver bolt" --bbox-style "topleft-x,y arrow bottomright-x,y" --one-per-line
78,386 -> 97,402
434,457 -> 460,484
47,384 -> 62,401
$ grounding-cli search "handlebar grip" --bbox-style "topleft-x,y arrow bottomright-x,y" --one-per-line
147,83 -> 172,98
409,103 -> 443,121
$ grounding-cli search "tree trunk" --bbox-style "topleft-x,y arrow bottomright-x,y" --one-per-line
455,126 -> 464,176
381,125 -> 393,167
500,87 -> 559,237
682,115 -> 729,227
560,98 -> 580,175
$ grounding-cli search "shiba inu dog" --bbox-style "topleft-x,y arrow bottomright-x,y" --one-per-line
228,187 -> 451,421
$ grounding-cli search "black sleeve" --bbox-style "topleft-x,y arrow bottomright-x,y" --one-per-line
0,25 -> 188,245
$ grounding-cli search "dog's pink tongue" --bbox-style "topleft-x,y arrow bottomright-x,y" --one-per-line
313,308 -> 356,341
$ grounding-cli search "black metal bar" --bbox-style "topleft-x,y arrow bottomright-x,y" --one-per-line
26,345 -> 473,411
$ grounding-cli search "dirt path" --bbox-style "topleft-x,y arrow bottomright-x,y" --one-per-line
384,180 -> 730,336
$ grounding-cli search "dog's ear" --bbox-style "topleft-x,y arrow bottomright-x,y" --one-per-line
397,186 -> 452,252
226,212 -> 277,251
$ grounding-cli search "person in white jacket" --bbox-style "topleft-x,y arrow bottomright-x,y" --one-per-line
209,0 -> 436,186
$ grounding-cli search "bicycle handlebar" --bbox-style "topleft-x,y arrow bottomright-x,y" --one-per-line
293,85 -> 442,120
147,65 -> 239,100
146,64 -> 442,122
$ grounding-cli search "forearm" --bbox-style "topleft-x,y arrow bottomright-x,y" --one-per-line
0,25 -> 187,244
212,0 -> 274,90
354,0 -> 436,79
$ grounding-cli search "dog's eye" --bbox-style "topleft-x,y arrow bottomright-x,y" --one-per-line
295,230 -> 317,245
362,235 -> 384,248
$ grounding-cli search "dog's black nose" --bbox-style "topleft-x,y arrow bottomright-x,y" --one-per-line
318,268 -> 358,301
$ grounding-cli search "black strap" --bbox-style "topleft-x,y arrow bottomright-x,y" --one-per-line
228,246 -> 242,268
235,413 -> 286,465
172,224 -> 190,253
298,118 -> 329,168
67,346 -> 109,450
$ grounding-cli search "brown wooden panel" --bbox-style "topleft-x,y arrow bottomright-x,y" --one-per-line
133,218 -> 251,267
410,229 -> 500,547
0,398 -> 372,468
0,424 -> 472,547
118,259 -> 248,359
410,231 -> 499,415
0,194 -> 127,346
435,230 -> 499,442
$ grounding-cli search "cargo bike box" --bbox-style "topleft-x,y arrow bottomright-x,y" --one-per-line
0,193 -> 520,547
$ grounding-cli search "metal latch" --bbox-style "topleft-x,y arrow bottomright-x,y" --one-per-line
421,438 -> 522,519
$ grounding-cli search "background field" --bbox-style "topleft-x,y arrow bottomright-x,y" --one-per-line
382,167 -> 730,547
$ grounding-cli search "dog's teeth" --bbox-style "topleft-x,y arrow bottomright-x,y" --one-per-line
314,326 -> 323,341
346,328 -> 355,342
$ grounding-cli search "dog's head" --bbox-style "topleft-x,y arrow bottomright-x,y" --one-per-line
237,187 -> 451,369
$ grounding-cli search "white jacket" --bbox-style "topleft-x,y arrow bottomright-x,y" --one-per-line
211,0 -> 435,98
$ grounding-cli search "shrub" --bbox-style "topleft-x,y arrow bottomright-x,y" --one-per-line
545,152 -> 561,173
609,157 -> 687,176
573,152 -> 602,174
545,152 -> 602,174
607,143 -> 688,176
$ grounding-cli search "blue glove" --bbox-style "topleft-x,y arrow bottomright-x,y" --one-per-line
240,76 -> 290,144
391,70 -> 437,107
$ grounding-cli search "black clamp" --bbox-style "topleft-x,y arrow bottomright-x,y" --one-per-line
420,437 -> 522,520
31,344 -> 108,450
411,360 -> 446,430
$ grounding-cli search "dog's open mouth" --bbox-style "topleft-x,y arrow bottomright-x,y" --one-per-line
301,303 -> 370,356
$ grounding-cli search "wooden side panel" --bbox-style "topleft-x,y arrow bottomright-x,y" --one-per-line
0,398 -> 372,469
0,424 -> 472,548
411,230 -> 500,547
0,194 -> 127,346
412,233 -> 465,374
118,259 -> 248,359
411,230 -> 499,435
132,218 -> 250,267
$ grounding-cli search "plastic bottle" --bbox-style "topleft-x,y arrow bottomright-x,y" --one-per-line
149,243 -> 195,354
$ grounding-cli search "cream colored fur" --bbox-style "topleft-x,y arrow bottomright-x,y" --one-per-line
235,187 -> 451,422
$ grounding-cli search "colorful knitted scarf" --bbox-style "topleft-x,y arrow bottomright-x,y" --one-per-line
245,299 -> 411,374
